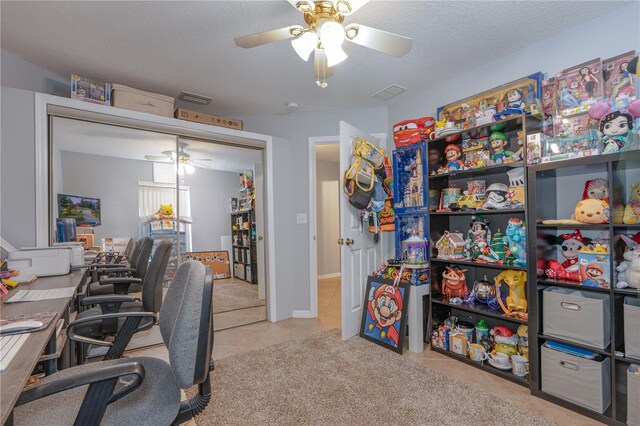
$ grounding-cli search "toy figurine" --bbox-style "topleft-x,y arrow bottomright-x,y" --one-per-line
616,234 -> 640,289
623,182 -> 640,224
465,215 -> 492,261
494,270 -> 528,319
507,167 -> 526,208
545,230 -> 590,282
428,148 -> 443,172
472,276 -> 496,304
579,66 -> 600,99
582,178 -> 610,203
444,144 -> 464,172
491,326 -> 518,357
489,132 -> 513,164
493,88 -> 526,120
588,100 -> 640,153
504,218 -> 526,267
517,324 -> 529,359
442,266 -> 468,299
481,183 -> 510,210
488,230 -> 508,262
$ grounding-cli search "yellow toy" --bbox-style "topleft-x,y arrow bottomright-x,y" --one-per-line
623,182 -> 640,224
574,199 -> 610,224
157,204 -> 174,217
494,270 -> 527,320
517,324 -> 529,359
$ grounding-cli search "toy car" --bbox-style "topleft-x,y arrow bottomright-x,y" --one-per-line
458,194 -> 485,210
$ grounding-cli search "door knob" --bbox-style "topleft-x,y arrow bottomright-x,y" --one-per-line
258,236 -> 263,241
337,238 -> 344,245
345,238 -> 354,246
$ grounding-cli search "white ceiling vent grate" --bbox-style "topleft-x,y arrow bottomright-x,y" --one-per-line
179,91 -> 213,105
372,84 -> 407,101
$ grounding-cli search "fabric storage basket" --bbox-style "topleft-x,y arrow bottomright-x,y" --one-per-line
543,287 -> 610,349
234,263 -> 244,280
245,265 -> 252,283
541,344 -> 611,414
625,297 -> 640,359
629,365 -> 640,426
111,84 -> 174,117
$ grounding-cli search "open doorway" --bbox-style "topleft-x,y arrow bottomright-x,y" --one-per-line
314,143 -> 341,330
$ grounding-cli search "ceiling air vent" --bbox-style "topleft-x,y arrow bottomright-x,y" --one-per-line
179,91 -> 213,105
372,84 -> 407,101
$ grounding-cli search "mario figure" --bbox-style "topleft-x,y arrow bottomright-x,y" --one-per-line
579,260 -> 607,288
444,144 -> 463,172
364,284 -> 404,347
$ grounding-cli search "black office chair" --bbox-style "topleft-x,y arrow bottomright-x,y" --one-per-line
14,261 -> 214,426
73,241 -> 171,355
88,237 -> 153,296
97,237 -> 137,265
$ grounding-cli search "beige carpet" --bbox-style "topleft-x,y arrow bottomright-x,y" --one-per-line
213,279 -> 265,314
189,331 -> 554,425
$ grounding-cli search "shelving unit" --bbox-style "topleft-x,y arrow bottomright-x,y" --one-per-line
231,210 -> 257,284
527,151 -> 640,425
428,114 -> 540,388
146,218 -> 188,286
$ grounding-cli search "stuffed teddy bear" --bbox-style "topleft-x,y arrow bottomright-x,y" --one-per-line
623,182 -> 640,224
574,199 -> 610,224
616,233 -> 640,289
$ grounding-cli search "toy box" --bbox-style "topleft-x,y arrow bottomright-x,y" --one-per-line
431,325 -> 451,351
462,136 -> 490,169
526,133 -> 543,165
542,128 -> 600,163
578,244 -> 611,289
554,58 -> 604,117
71,74 -> 111,105
394,213 -> 429,259
602,50 -> 636,108
393,143 -> 427,212
552,111 -> 598,137
542,78 -> 557,118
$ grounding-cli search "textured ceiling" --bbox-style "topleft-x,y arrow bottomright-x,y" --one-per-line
1,1 -> 629,116
53,117 -> 261,173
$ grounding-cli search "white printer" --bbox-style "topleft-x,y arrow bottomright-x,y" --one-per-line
7,247 -> 71,277
52,242 -> 85,267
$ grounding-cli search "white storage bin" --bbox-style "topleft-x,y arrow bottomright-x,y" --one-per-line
541,345 -> 611,414
111,84 -> 174,117
543,287 -> 610,349
625,298 -> 640,359
629,365 -> 640,426
233,263 -> 244,280
245,265 -> 252,283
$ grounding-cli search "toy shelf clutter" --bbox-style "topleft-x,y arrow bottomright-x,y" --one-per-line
230,170 -> 257,284
428,114 -> 540,388
527,151 -> 640,425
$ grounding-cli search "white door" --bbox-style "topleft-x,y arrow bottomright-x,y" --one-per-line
254,162 -> 266,300
339,121 -> 385,340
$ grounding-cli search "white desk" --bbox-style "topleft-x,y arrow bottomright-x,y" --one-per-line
407,284 -> 430,353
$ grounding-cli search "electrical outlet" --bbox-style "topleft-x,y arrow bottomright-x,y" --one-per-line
296,213 -> 308,224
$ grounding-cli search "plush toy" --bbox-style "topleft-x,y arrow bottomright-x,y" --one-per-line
393,117 -> 436,148
507,167 -> 526,208
157,204 -> 174,217
504,218 -> 526,267
444,144 -> 464,172
574,199 -> 610,224
489,132 -> 514,164
616,234 -> 640,289
494,270 -> 528,319
465,215 -> 492,260
588,100 -> 640,154
623,182 -> 640,224
491,326 -> 518,357
545,230 -> 590,282
442,266 -> 468,299
482,183 -> 510,210
582,178 -> 609,203
517,324 -> 529,359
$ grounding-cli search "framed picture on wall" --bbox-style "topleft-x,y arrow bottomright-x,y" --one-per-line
186,251 -> 231,279
359,276 -> 409,354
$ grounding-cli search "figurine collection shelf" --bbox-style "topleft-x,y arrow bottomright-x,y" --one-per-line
432,297 -> 528,325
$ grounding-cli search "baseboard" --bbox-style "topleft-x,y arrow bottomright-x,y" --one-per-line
292,310 -> 312,319
318,273 -> 341,279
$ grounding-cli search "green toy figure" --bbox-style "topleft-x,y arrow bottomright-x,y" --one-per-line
490,229 -> 508,261
489,132 -> 513,164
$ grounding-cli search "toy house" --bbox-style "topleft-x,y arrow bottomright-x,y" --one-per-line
435,231 -> 466,259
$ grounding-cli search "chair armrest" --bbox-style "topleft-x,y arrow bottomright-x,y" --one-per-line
16,362 -> 145,407
99,277 -> 142,286
67,312 -> 157,347
81,295 -> 138,307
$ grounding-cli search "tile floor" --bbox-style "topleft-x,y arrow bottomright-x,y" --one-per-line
128,276 -> 601,425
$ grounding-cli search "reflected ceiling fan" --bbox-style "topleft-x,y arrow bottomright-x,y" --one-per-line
234,0 -> 412,88
144,142 -> 212,175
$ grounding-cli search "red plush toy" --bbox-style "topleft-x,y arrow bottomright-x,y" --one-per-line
545,230 -> 590,282
393,117 -> 436,148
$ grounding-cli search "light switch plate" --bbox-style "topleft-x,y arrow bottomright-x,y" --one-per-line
296,213 -> 308,224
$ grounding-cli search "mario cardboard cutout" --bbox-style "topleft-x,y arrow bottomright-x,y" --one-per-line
360,277 -> 409,353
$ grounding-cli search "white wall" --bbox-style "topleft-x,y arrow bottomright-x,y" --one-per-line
388,1 -> 640,125
316,159 -> 340,276
1,49 -> 69,97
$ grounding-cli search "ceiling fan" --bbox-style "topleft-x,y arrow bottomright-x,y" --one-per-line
144,142 -> 212,175
234,0 -> 412,88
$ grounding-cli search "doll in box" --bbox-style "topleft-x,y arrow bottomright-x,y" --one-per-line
489,132 -> 514,164
444,144 -> 464,172
493,88 -> 526,120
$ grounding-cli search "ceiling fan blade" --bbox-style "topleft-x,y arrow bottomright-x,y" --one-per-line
286,0 -> 315,13
192,158 -> 213,162
344,24 -> 412,57
313,49 -> 334,80
145,155 -> 172,162
334,0 -> 369,15
235,25 -> 304,48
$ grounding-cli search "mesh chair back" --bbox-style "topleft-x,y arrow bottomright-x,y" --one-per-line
159,261 -> 214,389
134,237 -> 153,280
142,241 -> 171,313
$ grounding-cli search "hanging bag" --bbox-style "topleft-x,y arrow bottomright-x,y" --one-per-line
353,137 -> 384,169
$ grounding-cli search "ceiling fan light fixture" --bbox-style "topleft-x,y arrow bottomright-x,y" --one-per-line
319,21 -> 345,48
325,45 -> 348,67
291,31 -> 318,61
